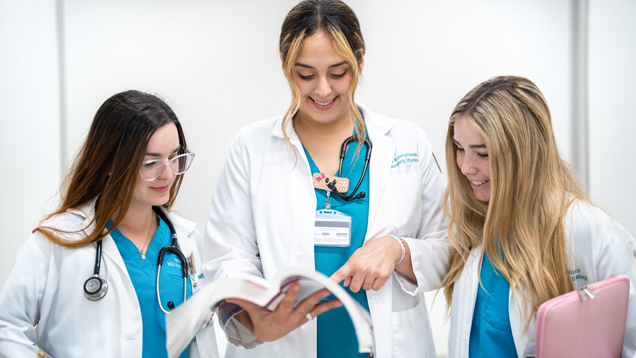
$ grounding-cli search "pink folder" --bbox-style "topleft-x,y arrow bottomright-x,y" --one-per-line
535,275 -> 630,358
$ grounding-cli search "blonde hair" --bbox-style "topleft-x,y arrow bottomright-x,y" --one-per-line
279,0 -> 366,148
441,76 -> 587,328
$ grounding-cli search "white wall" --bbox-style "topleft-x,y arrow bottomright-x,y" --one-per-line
1,1 -> 632,357
0,0 -> 62,288
589,0 -> 636,237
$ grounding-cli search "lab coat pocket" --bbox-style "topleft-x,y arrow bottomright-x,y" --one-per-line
391,301 -> 432,357
386,172 -> 424,236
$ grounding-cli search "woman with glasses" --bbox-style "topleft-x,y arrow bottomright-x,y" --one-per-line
0,90 -> 218,358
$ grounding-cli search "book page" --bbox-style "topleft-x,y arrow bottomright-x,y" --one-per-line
165,268 -> 374,358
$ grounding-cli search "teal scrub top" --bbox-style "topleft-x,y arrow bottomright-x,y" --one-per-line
110,215 -> 192,358
469,253 -> 517,357
303,137 -> 370,358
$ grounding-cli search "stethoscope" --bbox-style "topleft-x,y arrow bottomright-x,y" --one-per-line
326,136 -> 373,201
84,206 -> 189,314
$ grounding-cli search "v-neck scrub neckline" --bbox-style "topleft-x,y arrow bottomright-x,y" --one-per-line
110,215 -> 192,358
303,136 -> 370,358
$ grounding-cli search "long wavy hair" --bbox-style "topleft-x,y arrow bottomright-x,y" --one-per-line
440,76 -> 587,327
36,90 -> 188,248
279,0 -> 366,148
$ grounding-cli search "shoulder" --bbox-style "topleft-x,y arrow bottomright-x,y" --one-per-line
361,105 -> 429,143
565,200 -> 620,237
232,116 -> 283,144
40,209 -> 91,243
565,199 -> 636,254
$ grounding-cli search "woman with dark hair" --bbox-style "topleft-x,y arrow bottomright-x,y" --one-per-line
0,90 -> 218,358
439,76 -> 636,357
203,1 -> 449,357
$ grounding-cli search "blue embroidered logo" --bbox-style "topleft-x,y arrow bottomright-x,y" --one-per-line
569,268 -> 588,282
167,256 -> 182,268
391,153 -> 419,168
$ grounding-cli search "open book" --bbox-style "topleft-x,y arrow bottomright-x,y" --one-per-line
165,268 -> 374,358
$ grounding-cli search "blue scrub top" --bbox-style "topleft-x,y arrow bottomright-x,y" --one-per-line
303,137 -> 370,358
469,253 -> 517,358
110,215 -> 192,358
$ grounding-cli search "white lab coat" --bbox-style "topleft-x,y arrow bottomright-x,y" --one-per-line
203,105 -> 451,358
0,201 -> 219,358
441,200 -> 636,358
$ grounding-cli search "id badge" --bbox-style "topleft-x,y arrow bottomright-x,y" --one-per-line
314,209 -> 351,247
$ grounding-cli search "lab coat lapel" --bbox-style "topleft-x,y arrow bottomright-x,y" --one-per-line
272,116 -> 317,265
271,115 -> 308,164
365,122 -> 395,243
466,247 -> 482,333
67,201 -> 130,278
101,235 -> 130,277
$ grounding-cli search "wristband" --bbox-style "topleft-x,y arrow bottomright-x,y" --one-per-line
390,235 -> 406,265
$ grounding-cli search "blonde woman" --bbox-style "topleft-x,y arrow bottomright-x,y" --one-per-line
439,76 -> 636,357
202,1 -> 450,357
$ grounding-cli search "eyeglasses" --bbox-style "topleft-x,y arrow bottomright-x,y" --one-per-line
140,150 -> 195,181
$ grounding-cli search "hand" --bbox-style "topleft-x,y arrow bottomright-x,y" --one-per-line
330,236 -> 403,292
225,284 -> 342,342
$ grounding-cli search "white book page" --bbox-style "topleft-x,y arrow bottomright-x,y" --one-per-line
166,268 -> 374,358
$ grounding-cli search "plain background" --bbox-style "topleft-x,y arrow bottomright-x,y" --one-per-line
1,1 -> 634,356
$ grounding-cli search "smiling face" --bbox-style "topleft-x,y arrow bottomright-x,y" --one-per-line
291,30 -> 362,127
454,115 -> 491,202
131,122 -> 180,209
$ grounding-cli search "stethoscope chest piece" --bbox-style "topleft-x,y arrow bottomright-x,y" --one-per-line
85,239 -> 108,301
84,275 -> 108,300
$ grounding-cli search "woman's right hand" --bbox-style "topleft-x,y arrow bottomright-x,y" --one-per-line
225,284 -> 342,342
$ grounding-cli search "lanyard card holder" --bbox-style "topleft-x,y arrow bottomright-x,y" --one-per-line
314,209 -> 351,247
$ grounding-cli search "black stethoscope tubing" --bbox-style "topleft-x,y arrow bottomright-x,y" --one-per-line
84,206 -> 188,313
154,206 -> 188,313
83,240 -> 108,300
327,136 -> 373,201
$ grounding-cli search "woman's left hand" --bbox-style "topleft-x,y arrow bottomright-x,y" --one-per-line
330,236 -> 405,292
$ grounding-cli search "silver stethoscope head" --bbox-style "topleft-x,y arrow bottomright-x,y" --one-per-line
84,275 -> 108,301
84,240 -> 108,301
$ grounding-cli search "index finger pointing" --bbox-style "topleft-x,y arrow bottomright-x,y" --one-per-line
330,263 -> 353,285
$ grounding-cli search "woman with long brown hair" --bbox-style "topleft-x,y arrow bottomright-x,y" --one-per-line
0,90 -> 218,358
440,76 -> 636,357
203,1 -> 450,357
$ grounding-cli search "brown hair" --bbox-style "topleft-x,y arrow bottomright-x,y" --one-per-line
279,0 -> 366,147
440,76 -> 586,329
36,90 -> 188,248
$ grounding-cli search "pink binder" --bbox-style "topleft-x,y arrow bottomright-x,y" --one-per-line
535,275 -> 630,358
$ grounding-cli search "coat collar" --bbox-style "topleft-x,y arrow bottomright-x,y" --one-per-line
269,105 -> 397,243
64,199 -> 127,276
65,199 -> 197,275
65,199 -> 197,238
269,104 -> 396,139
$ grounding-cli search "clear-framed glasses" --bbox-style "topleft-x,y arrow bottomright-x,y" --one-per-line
140,150 -> 195,181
